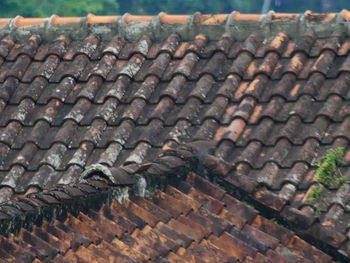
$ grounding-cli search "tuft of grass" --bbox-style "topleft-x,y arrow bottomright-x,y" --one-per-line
315,147 -> 345,186
307,185 -> 324,202
307,147 -> 346,214
315,208 -> 323,216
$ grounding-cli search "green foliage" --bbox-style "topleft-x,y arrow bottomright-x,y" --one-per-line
0,0 -> 119,17
271,218 -> 278,224
314,208 -> 323,216
315,147 -> 345,186
118,0 -> 263,15
307,147 -> 346,210
307,185 -> 324,202
1,0 -> 350,18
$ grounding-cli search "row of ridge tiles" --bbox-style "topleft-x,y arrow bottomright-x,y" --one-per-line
0,173 -> 333,262
1,10 -> 350,28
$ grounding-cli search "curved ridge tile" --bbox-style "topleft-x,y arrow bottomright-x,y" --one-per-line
0,38 -> 15,59
138,96 -> 175,124
173,52 -> 200,78
266,32 -> 289,56
228,51 -> 253,77
0,165 -> 25,189
310,50 -> 336,76
278,53 -> 307,78
0,121 -> 22,147
136,52 -> 171,81
158,33 -> 181,55
100,120 -> 135,147
89,54 -> 117,79
11,77 -> 48,104
78,76 -> 103,100
0,98 -> 35,126
195,51 -> 227,80
66,142 -> 95,168
37,76 -> 75,104
119,35 -> 152,59
293,32 -> 316,55
63,34 -> 100,60
101,36 -> 126,57
0,54 -> 31,82
37,100 -> 63,125
7,35 -> 41,61
229,34 -> 262,57
11,120 -> 51,149
0,77 -> 19,102
22,55 -> 60,82
118,54 -> 145,79
34,35 -> 71,61
50,54 -> 89,82
174,34 -> 207,58
61,98 -> 92,124
11,142 -> 38,167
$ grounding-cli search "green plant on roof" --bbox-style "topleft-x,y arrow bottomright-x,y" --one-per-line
315,147 -> 345,186
307,185 -> 324,202
307,147 -> 346,206
271,218 -> 278,224
314,208 -> 324,216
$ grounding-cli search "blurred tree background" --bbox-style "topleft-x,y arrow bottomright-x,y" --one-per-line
0,0 -> 349,17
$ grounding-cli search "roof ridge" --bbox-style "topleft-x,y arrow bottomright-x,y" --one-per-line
1,10 -> 349,27
1,10 -> 350,42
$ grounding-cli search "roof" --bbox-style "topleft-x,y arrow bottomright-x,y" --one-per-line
0,10 -> 350,262
0,173 -> 333,262
2,10 -> 350,42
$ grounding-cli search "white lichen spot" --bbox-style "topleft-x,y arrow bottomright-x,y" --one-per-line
125,143 -> 151,164
169,121 -> 190,141
288,173 -> 302,184
46,152 -> 64,168
138,39 -> 149,55
120,59 -> 144,78
1,167 -> 22,188
104,46 -> 120,55
15,107 -> 29,122
68,148 -> 87,166
115,187 -> 130,203
80,43 -> 97,55
65,110 -> 84,122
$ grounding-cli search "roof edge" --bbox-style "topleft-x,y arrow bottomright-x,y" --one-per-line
0,167 -> 136,237
0,139 -> 349,261
0,141 -> 197,237
1,10 -> 350,42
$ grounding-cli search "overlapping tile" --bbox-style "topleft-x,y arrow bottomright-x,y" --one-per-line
1,12 -> 350,261
0,172 -> 334,262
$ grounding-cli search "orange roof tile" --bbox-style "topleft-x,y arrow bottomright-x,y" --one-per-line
0,10 -> 349,28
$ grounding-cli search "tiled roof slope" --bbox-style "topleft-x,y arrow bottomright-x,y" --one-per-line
0,172 -> 334,262
1,11 -> 350,261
